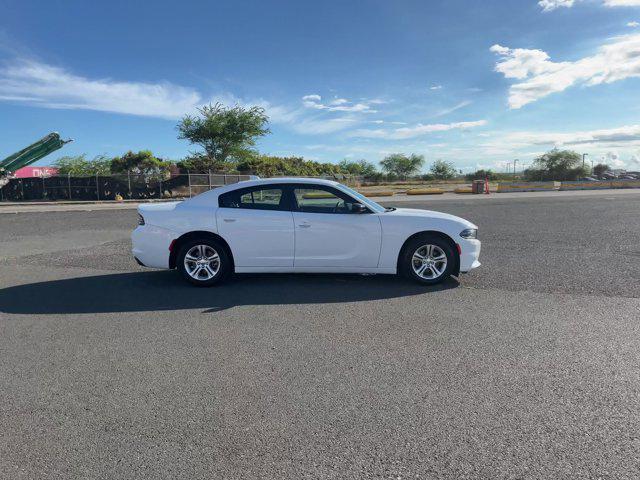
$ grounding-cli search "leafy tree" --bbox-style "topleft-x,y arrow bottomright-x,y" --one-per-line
465,169 -> 512,181
593,163 -> 609,177
380,153 -> 425,178
236,154 -> 342,177
110,150 -> 171,176
429,159 -> 457,180
176,153 -> 233,173
524,149 -> 588,181
338,159 -> 378,177
177,103 -> 270,169
54,154 -> 112,175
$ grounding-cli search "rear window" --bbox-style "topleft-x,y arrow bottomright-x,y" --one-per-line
219,187 -> 284,210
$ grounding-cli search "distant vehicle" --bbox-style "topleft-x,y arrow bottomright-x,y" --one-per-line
581,177 -> 598,181
132,178 -> 481,286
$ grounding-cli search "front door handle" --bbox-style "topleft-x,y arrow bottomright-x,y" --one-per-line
298,223 -> 311,228
223,218 -> 236,223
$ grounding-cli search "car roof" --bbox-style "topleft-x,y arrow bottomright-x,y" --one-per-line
186,177 -> 343,205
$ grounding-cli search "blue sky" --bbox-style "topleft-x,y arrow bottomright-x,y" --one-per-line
1,0 -> 640,172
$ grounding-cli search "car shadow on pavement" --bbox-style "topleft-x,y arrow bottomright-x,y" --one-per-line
0,271 -> 458,314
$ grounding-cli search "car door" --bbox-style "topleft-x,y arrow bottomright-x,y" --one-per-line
217,185 -> 294,267
291,185 -> 382,268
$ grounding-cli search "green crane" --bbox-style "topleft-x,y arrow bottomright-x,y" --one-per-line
0,132 -> 73,178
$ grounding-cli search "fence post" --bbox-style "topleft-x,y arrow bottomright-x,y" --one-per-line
67,173 -> 72,200
20,179 -> 24,200
188,171 -> 192,198
159,178 -> 163,198
127,170 -> 132,198
237,174 -> 240,183
208,170 -> 212,191
224,174 -> 227,185
96,173 -> 100,200
42,176 -> 46,200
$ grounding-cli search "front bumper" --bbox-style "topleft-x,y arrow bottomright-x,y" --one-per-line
459,238 -> 481,273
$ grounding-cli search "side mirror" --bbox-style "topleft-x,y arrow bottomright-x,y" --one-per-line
351,202 -> 368,214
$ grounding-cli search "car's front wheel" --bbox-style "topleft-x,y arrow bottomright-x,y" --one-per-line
177,238 -> 231,286
401,235 -> 455,285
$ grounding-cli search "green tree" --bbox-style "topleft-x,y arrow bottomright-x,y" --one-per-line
110,150 -> 171,176
379,153 -> 424,178
465,169 -> 512,181
593,163 -> 609,177
235,154 -> 342,177
54,154 -> 112,175
338,159 -> 378,177
177,103 -> 270,169
429,159 -> 457,180
524,149 -> 588,181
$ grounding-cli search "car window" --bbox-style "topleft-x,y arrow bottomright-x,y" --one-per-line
293,187 -> 361,214
219,187 -> 285,210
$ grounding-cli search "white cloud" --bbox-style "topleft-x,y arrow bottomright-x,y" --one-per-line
350,120 -> 487,140
301,94 -> 377,113
538,0 -> 575,12
0,59 -> 368,136
290,116 -> 359,135
628,21 -> 640,27
430,85 -> 443,90
518,124 -> 640,146
491,34 -> 640,108
541,0 -> 640,9
0,59 -> 205,119
434,100 -> 472,117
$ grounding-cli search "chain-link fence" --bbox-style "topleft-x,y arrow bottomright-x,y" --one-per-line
0,172 -> 255,202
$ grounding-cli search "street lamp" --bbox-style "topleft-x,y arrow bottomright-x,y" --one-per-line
582,153 -> 589,169
513,159 -> 519,179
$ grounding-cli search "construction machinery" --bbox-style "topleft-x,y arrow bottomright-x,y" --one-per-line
0,133 -> 72,186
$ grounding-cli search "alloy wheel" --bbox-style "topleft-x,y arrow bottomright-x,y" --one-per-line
183,244 -> 220,281
411,244 -> 447,280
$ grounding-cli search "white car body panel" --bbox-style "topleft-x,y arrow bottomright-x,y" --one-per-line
131,177 -> 481,274
217,207 -> 295,267
292,211 -> 382,268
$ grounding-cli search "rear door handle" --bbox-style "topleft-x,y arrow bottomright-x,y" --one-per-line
298,223 -> 311,228
223,218 -> 236,222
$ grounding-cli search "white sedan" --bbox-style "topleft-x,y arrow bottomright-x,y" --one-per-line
132,178 -> 480,286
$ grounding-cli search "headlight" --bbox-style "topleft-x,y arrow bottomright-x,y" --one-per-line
460,228 -> 477,239
138,213 -> 145,226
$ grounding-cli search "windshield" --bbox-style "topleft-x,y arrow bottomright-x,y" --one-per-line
337,184 -> 386,214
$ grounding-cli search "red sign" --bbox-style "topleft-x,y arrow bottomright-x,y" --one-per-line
13,166 -> 59,178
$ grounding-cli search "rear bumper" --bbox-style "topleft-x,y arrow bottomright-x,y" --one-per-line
131,225 -> 174,269
459,238 -> 481,273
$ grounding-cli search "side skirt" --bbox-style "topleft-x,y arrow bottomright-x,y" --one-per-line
234,266 -> 397,275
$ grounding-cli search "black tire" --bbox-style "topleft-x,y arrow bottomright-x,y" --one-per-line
400,234 -> 456,285
176,237 -> 231,287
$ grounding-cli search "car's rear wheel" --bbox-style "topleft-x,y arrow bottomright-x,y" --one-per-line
177,238 -> 230,286
401,235 -> 455,285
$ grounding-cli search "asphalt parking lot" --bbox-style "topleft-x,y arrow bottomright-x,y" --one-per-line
1,191 -> 640,479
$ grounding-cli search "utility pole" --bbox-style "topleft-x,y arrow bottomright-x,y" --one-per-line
582,153 -> 588,169
513,159 -> 519,179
